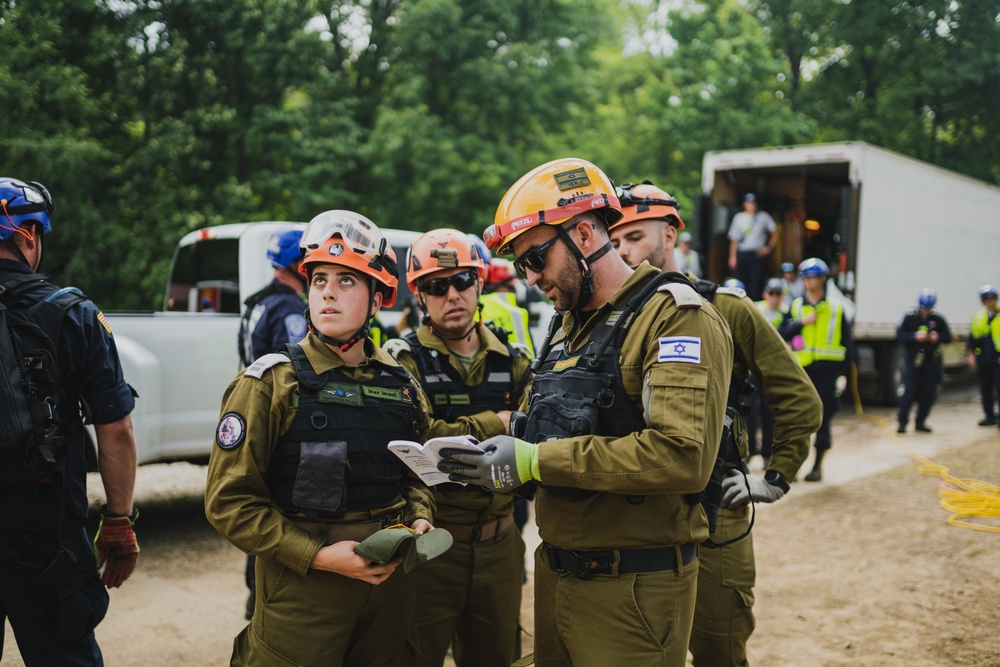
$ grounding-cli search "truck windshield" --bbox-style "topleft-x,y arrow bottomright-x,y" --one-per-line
165,238 -> 240,313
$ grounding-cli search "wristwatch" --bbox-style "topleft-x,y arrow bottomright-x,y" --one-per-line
764,470 -> 790,493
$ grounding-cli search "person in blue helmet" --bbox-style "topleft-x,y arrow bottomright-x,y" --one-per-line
0,178 -> 139,665
781,258 -> 856,482
896,289 -> 952,433
238,228 -> 308,367
780,261 -> 803,306
236,227 -> 308,619
967,284 -> 1000,427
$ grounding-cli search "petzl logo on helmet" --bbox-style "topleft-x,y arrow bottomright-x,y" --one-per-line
328,242 -> 345,257
510,217 -> 534,231
554,168 -> 591,191
589,194 -> 608,209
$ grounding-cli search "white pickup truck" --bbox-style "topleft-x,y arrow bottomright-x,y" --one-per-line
96,222 -> 421,465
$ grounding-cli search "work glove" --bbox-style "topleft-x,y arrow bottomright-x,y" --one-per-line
720,470 -> 785,509
93,505 -> 140,588
437,435 -> 539,493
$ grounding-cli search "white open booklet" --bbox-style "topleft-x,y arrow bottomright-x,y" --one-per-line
388,434 -> 484,486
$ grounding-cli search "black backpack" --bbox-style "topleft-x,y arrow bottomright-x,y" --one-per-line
0,273 -> 85,486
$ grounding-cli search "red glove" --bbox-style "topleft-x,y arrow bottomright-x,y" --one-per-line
93,505 -> 140,588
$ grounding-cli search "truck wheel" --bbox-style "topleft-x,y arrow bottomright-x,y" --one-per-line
879,343 -> 905,406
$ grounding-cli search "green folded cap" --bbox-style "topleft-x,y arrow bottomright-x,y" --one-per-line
354,526 -> 454,573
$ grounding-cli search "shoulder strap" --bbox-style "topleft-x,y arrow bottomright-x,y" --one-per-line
244,352 -> 292,379
581,271 -> 694,371
693,278 -> 719,302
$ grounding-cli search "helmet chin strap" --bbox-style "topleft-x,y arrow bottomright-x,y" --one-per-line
553,225 -> 614,311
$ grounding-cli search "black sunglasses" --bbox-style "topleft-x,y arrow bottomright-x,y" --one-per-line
513,235 -> 561,277
418,270 -> 479,297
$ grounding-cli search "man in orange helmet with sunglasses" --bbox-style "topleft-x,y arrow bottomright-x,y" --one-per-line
610,180 -> 820,667
205,210 -> 442,667
385,228 -> 532,667
438,158 -> 734,667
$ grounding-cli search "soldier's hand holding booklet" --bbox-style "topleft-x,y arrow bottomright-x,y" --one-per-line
387,435 -> 484,486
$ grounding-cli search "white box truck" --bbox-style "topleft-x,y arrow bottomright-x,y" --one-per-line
698,141 -> 1000,404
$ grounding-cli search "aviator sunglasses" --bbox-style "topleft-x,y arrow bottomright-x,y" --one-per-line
512,234 -> 562,277
418,270 -> 479,297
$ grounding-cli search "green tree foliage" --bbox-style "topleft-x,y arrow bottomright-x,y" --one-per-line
2,0 -> 999,308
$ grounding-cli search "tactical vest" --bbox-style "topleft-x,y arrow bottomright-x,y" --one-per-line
402,326 -> 521,421
0,273 -> 86,487
525,272 -> 691,498
264,344 -> 419,518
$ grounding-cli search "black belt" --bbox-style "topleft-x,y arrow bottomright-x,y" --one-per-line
542,542 -> 698,579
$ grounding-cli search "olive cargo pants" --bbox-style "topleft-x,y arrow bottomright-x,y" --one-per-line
414,524 -> 524,667
232,554 -> 417,667
532,545 -> 698,667
689,502 -> 755,667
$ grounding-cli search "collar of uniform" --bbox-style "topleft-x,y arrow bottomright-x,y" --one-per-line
0,258 -> 32,275
563,262 -> 659,333
415,323 -> 510,359
299,331 -> 403,376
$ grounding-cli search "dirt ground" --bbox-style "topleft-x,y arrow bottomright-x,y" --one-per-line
3,378 -> 999,666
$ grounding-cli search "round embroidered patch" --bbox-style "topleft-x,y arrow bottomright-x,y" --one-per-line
328,242 -> 345,257
216,412 -> 247,450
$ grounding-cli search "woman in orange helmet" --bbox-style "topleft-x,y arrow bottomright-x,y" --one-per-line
206,210 -> 442,667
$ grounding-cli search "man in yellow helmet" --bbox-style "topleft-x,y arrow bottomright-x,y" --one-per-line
610,181 -> 820,667
438,158 -> 734,667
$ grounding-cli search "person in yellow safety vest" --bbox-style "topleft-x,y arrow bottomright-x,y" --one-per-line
480,257 -> 535,356
779,258 -> 857,482
967,284 -> 1000,427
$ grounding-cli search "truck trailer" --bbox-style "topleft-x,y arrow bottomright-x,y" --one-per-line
697,141 -> 1000,404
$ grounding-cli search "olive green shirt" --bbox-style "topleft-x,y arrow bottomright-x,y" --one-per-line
204,333 -> 436,577
389,324 -> 533,525
706,282 -> 821,483
535,262 -> 734,549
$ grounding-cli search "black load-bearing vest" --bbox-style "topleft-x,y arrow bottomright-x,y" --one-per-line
265,344 -> 419,518
525,272 -> 693,498
0,273 -> 87,488
402,326 -> 522,421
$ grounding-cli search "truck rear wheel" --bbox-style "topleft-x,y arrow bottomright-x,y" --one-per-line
878,343 -> 905,407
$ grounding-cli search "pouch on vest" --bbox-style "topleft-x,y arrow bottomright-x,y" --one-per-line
292,441 -> 349,516
0,301 -> 33,453
523,393 -> 599,443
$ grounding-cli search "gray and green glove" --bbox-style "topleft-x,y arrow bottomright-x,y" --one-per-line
720,469 -> 786,508
437,435 -> 539,493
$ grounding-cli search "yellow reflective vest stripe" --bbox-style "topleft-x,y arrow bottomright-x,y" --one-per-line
970,308 -> 1000,353
480,292 -> 534,355
791,297 -> 846,366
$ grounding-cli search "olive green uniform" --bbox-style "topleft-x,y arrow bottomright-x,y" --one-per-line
533,263 -> 733,667
688,283 -> 821,667
391,325 -> 532,667
205,334 -> 436,667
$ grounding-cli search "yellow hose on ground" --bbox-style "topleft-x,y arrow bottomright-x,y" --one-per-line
847,362 -> 1000,533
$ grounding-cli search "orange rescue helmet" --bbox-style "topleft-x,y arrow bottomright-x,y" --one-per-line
405,228 -> 487,293
299,210 -> 399,308
611,181 -> 684,231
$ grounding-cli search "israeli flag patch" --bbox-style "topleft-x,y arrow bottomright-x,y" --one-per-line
658,336 -> 702,364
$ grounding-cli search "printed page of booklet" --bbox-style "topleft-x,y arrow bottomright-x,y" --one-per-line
388,435 -> 483,486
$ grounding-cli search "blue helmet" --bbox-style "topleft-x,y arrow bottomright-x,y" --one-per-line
764,277 -> 785,294
980,284 -> 998,300
722,278 -> 746,291
267,228 -> 304,270
918,288 -> 936,309
780,262 -> 796,274
468,233 -> 492,266
798,258 -> 830,278
0,178 -> 54,241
